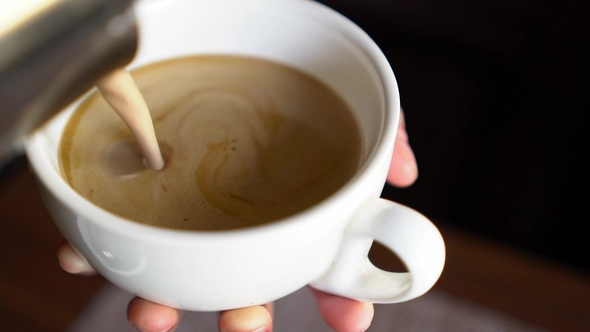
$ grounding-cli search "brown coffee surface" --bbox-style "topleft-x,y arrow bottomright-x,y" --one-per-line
60,56 -> 363,230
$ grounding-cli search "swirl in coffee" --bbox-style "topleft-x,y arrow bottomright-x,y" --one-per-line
60,56 -> 363,230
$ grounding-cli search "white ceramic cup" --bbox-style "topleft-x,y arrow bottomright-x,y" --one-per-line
25,0 -> 445,311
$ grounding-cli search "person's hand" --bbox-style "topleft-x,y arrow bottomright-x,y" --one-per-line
387,110 -> 418,187
57,110 -> 417,332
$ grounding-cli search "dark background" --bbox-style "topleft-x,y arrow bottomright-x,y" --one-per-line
320,0 -> 589,271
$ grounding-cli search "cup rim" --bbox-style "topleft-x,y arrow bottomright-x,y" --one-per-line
25,0 -> 400,243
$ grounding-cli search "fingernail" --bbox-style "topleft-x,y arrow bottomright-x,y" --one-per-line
58,246 -> 95,275
358,323 -> 371,332
250,327 -> 267,332
134,326 -> 172,332
221,328 -> 266,332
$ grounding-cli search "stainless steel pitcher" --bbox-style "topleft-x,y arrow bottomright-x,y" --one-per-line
0,0 -> 138,169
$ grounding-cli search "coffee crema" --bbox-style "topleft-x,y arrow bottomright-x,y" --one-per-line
60,56 -> 363,230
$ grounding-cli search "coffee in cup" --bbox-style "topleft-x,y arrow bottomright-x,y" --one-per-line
60,55 -> 363,230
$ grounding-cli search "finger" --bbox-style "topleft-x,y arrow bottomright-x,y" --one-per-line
128,297 -> 181,332
387,110 -> 418,187
312,289 -> 374,332
218,304 -> 273,332
57,243 -> 96,275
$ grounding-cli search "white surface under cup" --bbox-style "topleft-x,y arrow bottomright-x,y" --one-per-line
25,0 -> 445,311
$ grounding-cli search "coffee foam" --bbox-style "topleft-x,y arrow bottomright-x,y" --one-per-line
60,56 -> 362,230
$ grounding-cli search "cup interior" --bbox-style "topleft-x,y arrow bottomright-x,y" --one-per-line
28,0 -> 399,231
133,0 -> 391,160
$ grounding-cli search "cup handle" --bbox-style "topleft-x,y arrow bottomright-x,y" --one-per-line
310,198 -> 446,303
